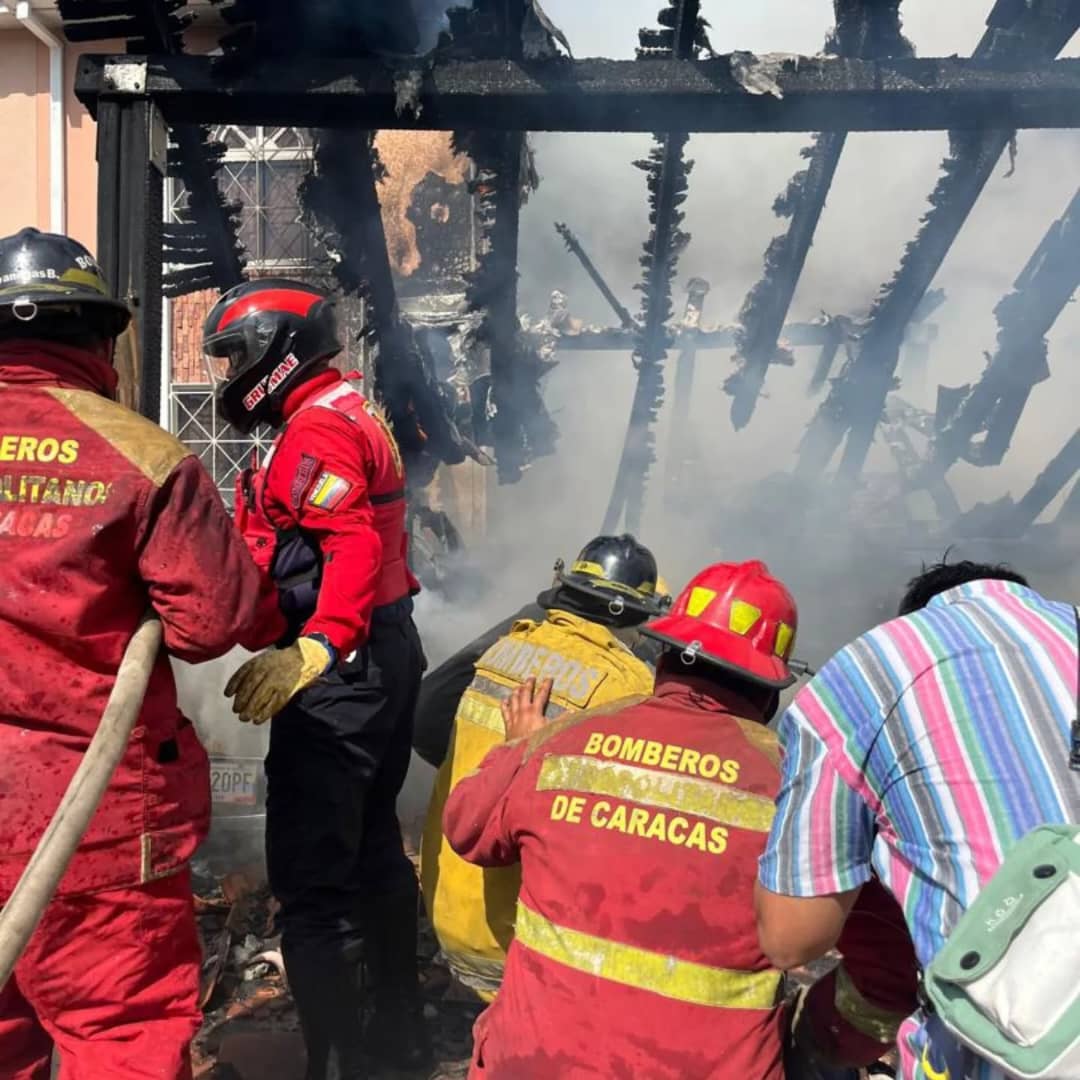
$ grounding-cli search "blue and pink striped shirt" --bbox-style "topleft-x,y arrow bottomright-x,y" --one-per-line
759,579 -> 1080,1078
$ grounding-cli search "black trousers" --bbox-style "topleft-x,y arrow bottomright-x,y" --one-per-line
266,598 -> 425,952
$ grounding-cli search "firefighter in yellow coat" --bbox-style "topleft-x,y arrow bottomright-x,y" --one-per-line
420,535 -> 668,999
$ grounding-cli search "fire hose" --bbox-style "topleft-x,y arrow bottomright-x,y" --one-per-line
0,614 -> 163,989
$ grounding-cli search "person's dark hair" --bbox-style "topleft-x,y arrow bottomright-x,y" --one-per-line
898,558 -> 1029,616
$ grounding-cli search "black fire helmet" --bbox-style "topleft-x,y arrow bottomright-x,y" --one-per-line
0,227 -> 130,343
554,534 -> 671,618
203,278 -> 342,433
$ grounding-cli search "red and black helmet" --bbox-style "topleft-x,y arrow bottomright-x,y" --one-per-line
203,278 -> 342,432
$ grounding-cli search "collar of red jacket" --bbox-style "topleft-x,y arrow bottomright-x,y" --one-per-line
282,367 -> 367,420
653,670 -> 770,723
0,339 -> 119,397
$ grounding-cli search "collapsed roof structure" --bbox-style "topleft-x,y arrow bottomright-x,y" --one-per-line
63,0 -> 1080,559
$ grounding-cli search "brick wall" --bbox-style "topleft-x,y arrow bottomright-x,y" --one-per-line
169,288 -> 366,388
171,289 -> 218,384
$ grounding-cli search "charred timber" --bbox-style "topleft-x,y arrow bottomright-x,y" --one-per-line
962,428 -> 1080,538
76,54 -> 1080,132
451,0 -> 556,484
532,322 -> 841,351
61,1 -> 245,296
726,0 -> 913,430
797,0 -> 1080,482
928,185 -> 1080,477
300,131 -> 466,467
664,279 -> 710,513
602,0 -> 702,535
555,223 -> 639,331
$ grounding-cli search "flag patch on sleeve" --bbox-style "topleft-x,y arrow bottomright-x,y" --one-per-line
307,472 -> 352,511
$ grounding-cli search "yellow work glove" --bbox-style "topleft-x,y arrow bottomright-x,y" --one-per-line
224,636 -> 334,725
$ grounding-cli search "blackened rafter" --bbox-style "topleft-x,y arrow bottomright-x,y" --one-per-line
60,0 -> 245,296
725,1 -> 914,430
797,0 -> 1080,484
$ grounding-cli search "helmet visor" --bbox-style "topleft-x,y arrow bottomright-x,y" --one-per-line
203,315 -> 283,388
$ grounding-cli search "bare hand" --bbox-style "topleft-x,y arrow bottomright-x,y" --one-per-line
501,677 -> 553,742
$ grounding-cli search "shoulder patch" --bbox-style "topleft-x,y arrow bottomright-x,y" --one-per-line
290,453 -> 320,509
307,471 -> 352,511
524,693 -> 649,760
46,387 -> 189,487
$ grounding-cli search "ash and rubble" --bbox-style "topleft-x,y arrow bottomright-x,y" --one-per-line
186,851 -> 870,1080
188,854 -> 484,1080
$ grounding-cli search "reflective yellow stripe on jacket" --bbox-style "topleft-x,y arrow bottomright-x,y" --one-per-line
536,755 -> 777,833
420,610 -> 656,1002
514,900 -> 782,1010
833,962 -> 911,1043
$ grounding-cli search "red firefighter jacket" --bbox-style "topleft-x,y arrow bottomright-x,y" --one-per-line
0,341 -> 282,898
798,876 -> 919,1066
443,674 -> 787,1080
237,369 -> 418,655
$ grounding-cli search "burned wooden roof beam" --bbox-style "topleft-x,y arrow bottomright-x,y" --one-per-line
61,1 -> 246,297
725,0 -> 914,430
534,321 -> 843,351
926,184 -> 1080,478
602,0 -> 706,535
76,53 -> 1080,133
797,0 -> 1080,484
555,222 -> 640,332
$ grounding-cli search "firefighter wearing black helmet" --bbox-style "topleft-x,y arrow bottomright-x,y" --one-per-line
204,278 -> 429,1078
0,228 -> 279,1079
419,534 -> 669,1001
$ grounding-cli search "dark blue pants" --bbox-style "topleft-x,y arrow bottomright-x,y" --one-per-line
266,598 -> 424,948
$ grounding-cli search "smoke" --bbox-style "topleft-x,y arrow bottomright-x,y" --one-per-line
414,0 -> 457,53
448,0 -> 1080,667
187,0 -> 1080,863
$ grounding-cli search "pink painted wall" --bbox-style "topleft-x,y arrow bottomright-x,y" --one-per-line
0,31 -> 46,234
0,33 -> 122,257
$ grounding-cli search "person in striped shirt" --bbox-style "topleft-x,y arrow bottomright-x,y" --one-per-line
754,559 -> 1080,1080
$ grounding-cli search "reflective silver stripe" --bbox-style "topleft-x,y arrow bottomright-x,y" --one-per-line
515,901 -> 782,1010
536,755 -> 776,833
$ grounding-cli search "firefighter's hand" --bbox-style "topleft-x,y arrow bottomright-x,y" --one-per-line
501,678 -> 553,741
224,637 -> 335,725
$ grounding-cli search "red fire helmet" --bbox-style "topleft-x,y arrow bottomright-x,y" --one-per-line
642,560 -> 799,689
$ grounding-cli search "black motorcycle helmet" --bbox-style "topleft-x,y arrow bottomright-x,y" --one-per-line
552,534 -> 670,619
203,278 -> 342,433
0,228 -> 130,344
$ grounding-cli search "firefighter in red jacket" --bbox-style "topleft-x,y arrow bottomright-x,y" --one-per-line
203,280 -> 429,1078
444,560 -> 801,1079
0,228 -> 282,1080
786,875 -> 918,1078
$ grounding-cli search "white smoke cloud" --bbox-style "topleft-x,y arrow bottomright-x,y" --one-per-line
187,0 -> 1080,855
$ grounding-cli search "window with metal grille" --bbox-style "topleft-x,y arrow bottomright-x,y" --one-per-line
166,126 -> 341,501
170,386 -> 273,511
